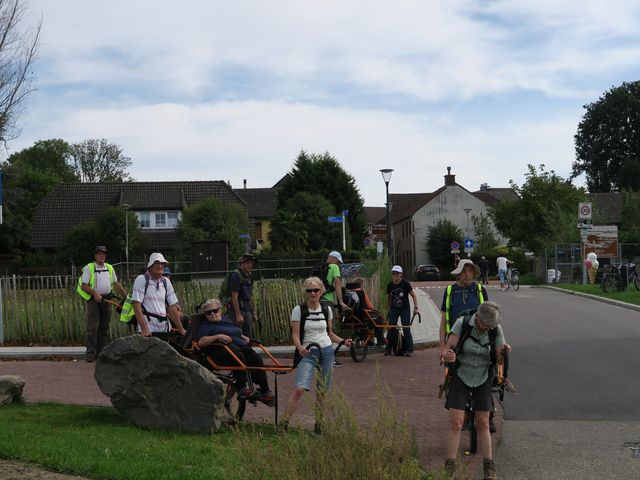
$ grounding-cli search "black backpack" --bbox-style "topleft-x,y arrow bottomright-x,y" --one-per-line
310,260 -> 333,292
292,303 -> 331,367
451,308 -> 499,382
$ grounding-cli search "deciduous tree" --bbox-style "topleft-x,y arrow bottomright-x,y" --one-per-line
69,138 -> 134,183
425,219 -> 464,272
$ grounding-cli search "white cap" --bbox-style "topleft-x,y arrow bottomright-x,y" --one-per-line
328,251 -> 343,264
147,252 -> 169,269
391,265 -> 403,273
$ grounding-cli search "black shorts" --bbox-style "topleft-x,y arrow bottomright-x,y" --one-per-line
445,375 -> 493,412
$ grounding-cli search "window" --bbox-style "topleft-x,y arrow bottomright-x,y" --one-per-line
167,211 -> 179,228
138,212 -> 150,228
155,212 -> 166,228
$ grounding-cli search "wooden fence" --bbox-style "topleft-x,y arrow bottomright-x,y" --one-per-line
0,272 -> 381,346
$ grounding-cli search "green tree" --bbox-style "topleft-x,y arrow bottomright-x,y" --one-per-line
175,198 -> 248,260
572,81 -> 640,192
491,164 -> 586,252
471,212 -> 499,256
69,138 -> 134,183
277,150 -> 365,249
268,209 -> 308,252
619,191 -> 640,243
0,0 -> 40,144
269,192 -> 341,252
426,219 -> 464,271
0,139 -> 77,254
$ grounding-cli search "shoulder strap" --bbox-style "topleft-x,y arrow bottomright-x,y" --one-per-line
445,284 -> 453,330
298,303 -> 309,344
321,304 -> 330,333
455,314 -> 474,357
489,327 -> 498,366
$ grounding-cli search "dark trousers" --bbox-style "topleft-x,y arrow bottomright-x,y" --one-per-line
205,343 -> 269,392
227,307 -> 253,338
481,269 -> 489,285
386,307 -> 414,353
85,299 -> 111,358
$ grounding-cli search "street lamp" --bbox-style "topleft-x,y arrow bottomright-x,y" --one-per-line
380,169 -> 394,261
122,202 -> 132,279
464,208 -> 471,257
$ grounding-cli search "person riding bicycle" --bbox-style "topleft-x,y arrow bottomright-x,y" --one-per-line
440,301 -> 511,480
496,255 -> 512,290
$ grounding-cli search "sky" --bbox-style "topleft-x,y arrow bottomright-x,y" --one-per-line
7,0 -> 640,206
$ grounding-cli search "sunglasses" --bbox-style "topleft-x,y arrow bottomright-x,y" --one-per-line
205,308 -> 220,315
305,288 -> 321,293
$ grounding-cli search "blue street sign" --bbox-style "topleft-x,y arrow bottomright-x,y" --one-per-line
239,233 -> 249,239
342,209 -> 349,216
328,216 -> 343,223
464,239 -> 474,248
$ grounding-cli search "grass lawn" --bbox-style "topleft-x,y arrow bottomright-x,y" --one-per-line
552,283 -> 640,306
0,403 -> 256,480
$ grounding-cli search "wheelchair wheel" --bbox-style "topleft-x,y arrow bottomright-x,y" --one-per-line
391,330 -> 405,356
224,383 -> 247,422
512,275 -> 520,291
350,337 -> 368,363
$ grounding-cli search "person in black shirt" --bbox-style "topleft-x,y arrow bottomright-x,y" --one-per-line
478,256 -> 490,285
385,265 -> 419,356
226,254 -> 259,337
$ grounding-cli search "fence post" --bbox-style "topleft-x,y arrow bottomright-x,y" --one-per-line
0,277 -> 3,345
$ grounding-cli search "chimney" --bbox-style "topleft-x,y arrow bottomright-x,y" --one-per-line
243,179 -> 247,189
480,183 -> 490,191
444,166 -> 456,186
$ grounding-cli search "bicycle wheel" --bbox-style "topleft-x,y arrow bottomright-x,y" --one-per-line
392,329 -> 405,356
469,407 -> 478,454
633,274 -> 640,291
600,275 -> 611,293
224,383 -> 247,422
350,336 -> 368,362
504,277 -> 510,291
512,275 -> 520,291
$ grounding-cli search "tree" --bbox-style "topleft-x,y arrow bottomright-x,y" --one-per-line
0,0 -> 40,144
572,81 -> 640,192
0,139 -> 77,254
268,209 -> 308,252
426,219 -> 464,271
619,191 -> 640,243
276,151 -> 365,248
471,212 -> 498,256
491,164 -> 586,252
269,192 -> 341,252
69,138 -> 134,183
175,198 -> 249,260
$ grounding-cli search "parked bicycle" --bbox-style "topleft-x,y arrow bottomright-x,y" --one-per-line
600,262 -> 640,292
504,267 -> 520,291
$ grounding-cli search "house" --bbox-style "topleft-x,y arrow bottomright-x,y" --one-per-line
233,183 -> 278,248
389,168 -> 514,273
31,181 -> 248,254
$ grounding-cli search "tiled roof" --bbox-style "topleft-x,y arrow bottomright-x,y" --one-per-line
31,181 -> 247,249
587,192 -> 622,224
363,206 -> 386,225
473,187 -> 519,204
234,188 -> 278,219
389,189 -> 442,223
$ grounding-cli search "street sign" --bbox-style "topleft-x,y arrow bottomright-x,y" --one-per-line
342,209 -> 349,216
578,202 -> 592,220
464,239 -> 474,249
450,241 -> 460,250
328,215 -> 343,223
239,233 -> 249,239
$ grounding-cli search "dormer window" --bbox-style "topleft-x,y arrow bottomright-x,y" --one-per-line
135,211 -> 181,229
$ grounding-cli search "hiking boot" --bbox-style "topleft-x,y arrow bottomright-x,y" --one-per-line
483,459 -> 497,480
444,459 -> 457,478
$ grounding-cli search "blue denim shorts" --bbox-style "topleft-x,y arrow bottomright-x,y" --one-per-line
295,344 -> 335,391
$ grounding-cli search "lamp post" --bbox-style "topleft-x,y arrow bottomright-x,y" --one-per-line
380,169 -> 394,261
464,208 -> 471,257
122,203 -> 132,280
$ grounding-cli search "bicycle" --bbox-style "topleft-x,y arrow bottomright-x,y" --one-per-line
503,267 -> 520,291
600,262 -> 640,292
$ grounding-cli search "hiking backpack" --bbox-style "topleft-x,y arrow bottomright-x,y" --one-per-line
310,260 -> 333,293
292,303 -> 331,367
451,308 -> 499,383
119,273 -> 169,327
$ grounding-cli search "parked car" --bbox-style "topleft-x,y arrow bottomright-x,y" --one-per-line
414,264 -> 440,281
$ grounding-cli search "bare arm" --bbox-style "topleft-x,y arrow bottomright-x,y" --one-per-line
198,333 -> 232,348
409,289 -> 419,311
81,283 -> 102,302
113,281 -> 127,298
291,321 -> 307,357
133,301 -> 150,337
334,276 -> 346,307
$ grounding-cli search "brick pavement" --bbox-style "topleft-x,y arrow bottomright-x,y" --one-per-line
0,347 -> 502,474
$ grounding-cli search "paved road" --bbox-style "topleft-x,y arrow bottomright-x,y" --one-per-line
486,287 -> 640,479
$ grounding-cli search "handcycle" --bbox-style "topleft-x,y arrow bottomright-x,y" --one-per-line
339,285 -> 421,362
600,262 -> 640,292
503,267 -> 520,291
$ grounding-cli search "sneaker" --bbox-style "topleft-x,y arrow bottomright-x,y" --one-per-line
334,359 -> 343,367
257,390 -> 275,407
483,458 -> 497,480
404,352 -> 413,357
237,387 -> 254,400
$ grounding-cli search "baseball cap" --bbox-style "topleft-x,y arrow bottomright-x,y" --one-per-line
147,252 -> 169,269
391,265 -> 403,273
328,251 -> 343,264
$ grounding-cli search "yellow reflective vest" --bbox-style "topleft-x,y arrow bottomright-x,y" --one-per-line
76,263 -> 115,301
444,282 -> 485,333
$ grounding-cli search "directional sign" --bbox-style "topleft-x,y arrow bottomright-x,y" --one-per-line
328,216 -> 343,223
464,239 -> 474,249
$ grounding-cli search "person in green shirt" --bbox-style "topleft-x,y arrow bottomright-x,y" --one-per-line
321,251 -> 347,310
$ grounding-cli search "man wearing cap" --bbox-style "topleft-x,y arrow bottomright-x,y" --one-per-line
226,253 -> 258,337
385,265 -> 419,356
77,246 -> 127,362
132,252 -> 186,337
321,251 -> 348,311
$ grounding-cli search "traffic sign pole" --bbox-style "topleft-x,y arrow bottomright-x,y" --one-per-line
342,214 -> 346,250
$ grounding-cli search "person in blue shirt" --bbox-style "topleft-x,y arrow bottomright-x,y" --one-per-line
196,298 -> 273,405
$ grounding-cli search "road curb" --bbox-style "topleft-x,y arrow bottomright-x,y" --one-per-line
536,286 -> 640,313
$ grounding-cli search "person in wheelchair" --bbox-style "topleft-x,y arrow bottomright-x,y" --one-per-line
195,298 -> 274,406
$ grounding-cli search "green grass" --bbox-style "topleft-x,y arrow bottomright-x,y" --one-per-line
552,283 -> 640,306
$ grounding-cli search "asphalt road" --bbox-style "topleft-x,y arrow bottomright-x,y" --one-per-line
487,287 -> 640,479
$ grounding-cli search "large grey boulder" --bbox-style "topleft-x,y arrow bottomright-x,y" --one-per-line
95,336 -> 225,433
0,375 -> 25,404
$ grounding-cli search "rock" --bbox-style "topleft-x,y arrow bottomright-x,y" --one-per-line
94,336 -> 225,433
0,375 -> 25,405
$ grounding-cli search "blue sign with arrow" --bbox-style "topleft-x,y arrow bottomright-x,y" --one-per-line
464,239 -> 474,248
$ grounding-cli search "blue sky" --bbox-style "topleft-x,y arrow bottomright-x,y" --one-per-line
9,0 -> 640,205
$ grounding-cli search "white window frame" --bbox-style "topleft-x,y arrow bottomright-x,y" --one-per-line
136,210 -> 181,229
